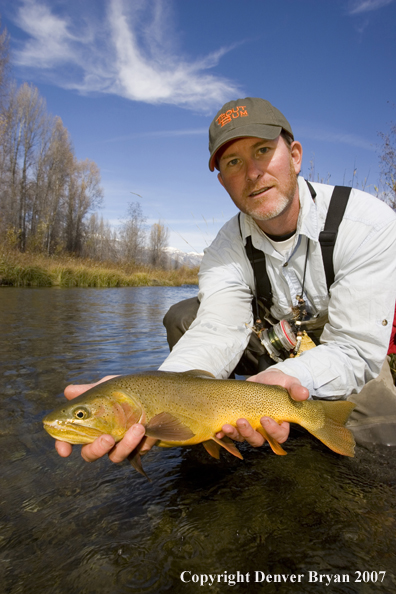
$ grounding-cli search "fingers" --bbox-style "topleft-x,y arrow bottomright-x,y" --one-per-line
236,418 -> 266,446
140,437 -> 159,455
80,424 -> 146,463
247,369 -> 309,401
288,382 -> 309,401
81,434 -> 116,463
55,440 -> 73,458
216,416 -> 290,449
55,423 -> 147,464
64,383 -> 98,400
107,424 -> 146,464
260,417 -> 290,444
216,419 -> 265,447
216,423 -> 246,442
64,375 -> 119,401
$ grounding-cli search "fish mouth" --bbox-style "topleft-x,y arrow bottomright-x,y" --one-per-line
43,420 -> 103,444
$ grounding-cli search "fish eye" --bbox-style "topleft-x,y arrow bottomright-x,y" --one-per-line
74,408 -> 89,420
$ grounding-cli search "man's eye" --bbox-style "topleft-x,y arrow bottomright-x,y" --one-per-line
258,147 -> 269,155
227,158 -> 239,167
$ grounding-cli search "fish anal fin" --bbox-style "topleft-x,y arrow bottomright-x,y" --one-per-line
202,440 -> 221,459
146,412 -> 195,441
256,426 -> 287,456
212,435 -> 243,460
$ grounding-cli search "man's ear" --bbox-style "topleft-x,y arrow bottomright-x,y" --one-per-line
291,141 -> 303,175
217,172 -> 225,188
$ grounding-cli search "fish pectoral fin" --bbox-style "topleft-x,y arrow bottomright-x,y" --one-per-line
128,438 -> 152,482
181,369 -> 216,379
145,412 -> 195,441
256,426 -> 287,456
212,435 -> 243,460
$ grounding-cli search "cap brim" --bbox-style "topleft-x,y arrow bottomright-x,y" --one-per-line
209,124 -> 283,171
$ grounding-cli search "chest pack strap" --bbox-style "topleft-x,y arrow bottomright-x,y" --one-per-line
243,182 -> 352,309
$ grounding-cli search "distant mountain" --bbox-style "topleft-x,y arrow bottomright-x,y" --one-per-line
162,246 -> 203,268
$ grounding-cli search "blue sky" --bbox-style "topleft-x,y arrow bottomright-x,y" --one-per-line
1,0 -> 395,253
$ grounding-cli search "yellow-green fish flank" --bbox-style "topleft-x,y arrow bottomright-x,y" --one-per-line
43,370 -> 356,476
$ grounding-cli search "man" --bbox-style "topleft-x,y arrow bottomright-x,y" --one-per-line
56,97 -> 396,464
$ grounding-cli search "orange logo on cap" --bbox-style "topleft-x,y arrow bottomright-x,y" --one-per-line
216,105 -> 248,127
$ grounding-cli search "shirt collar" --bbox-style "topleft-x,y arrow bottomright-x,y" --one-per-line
296,177 -> 319,241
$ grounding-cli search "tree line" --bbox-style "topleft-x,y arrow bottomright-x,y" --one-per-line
0,20 -> 171,267
0,17 -> 395,265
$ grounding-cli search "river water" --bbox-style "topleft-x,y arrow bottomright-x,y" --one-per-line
1,287 -> 396,594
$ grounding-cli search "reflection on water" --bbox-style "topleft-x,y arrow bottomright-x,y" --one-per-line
1,287 -> 396,594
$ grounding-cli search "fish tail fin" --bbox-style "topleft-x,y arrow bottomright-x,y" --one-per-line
306,400 -> 356,457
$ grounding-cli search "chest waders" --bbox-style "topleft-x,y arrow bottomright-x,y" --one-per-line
243,181 -> 351,371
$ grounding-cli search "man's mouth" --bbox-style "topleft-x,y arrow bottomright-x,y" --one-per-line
249,186 -> 271,198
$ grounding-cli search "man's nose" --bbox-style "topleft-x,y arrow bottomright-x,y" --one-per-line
245,158 -> 263,181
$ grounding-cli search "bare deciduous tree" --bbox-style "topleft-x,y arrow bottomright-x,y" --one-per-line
149,221 -> 169,267
119,201 -> 147,263
35,117 -> 74,253
83,213 -> 118,261
65,158 -> 103,254
0,18 -> 9,109
379,121 -> 396,211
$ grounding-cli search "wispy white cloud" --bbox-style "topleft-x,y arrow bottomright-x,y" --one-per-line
11,0 -> 241,112
295,124 -> 375,151
348,0 -> 395,15
13,0 -> 80,67
102,128 -> 207,144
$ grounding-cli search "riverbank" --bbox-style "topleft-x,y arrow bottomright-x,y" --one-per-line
0,250 -> 199,287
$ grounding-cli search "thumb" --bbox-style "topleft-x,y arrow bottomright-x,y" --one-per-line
288,381 -> 309,401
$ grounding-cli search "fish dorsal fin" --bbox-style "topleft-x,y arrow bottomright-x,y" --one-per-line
181,369 -> 216,379
211,435 -> 243,460
256,426 -> 287,456
145,412 -> 195,441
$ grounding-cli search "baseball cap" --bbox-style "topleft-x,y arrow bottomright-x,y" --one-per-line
208,97 -> 294,171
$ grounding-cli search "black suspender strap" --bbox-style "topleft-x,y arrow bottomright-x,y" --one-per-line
318,185 -> 351,290
244,235 -> 273,312
243,183 -> 352,309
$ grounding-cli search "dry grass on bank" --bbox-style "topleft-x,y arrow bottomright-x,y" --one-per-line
0,248 -> 199,288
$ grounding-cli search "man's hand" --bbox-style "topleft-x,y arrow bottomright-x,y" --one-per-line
216,369 -> 309,447
55,376 -> 156,463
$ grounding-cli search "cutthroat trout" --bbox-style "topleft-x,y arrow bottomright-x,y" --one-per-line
43,370 -> 356,478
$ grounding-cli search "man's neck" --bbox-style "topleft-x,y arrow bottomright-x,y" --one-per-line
254,191 -> 300,237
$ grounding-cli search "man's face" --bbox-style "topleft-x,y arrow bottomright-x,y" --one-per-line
217,135 -> 303,231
